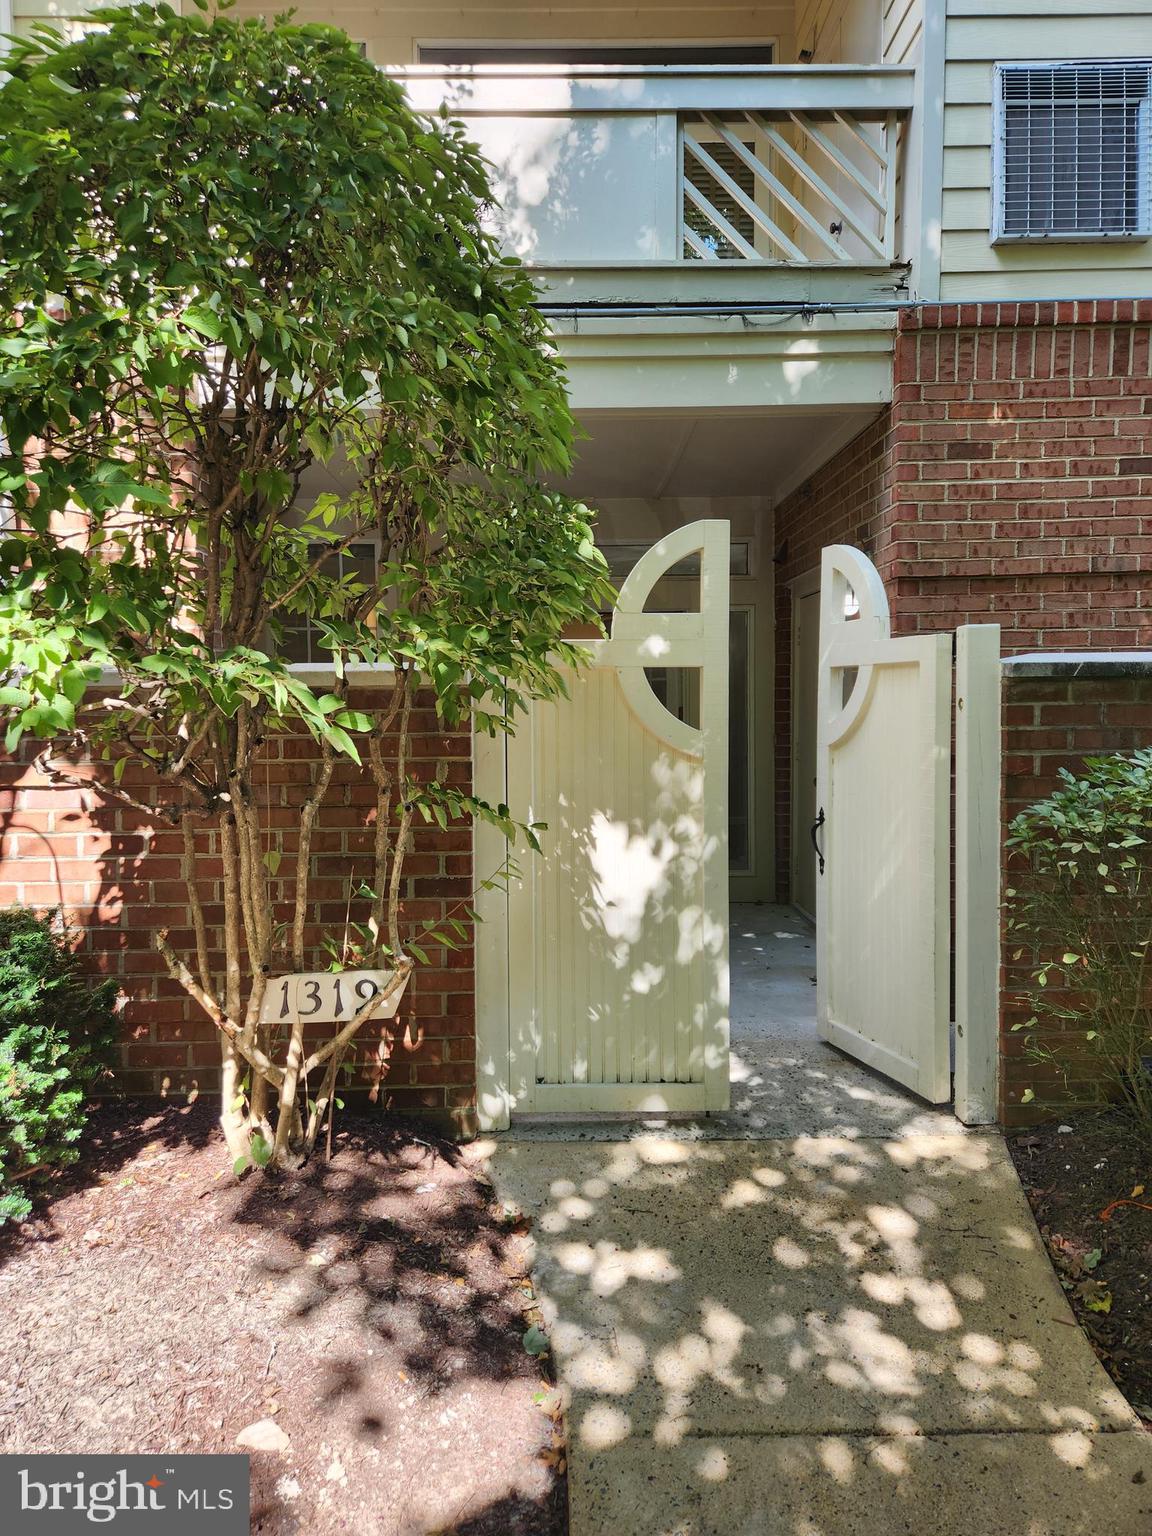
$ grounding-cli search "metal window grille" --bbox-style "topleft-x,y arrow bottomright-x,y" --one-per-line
996,61 -> 1152,239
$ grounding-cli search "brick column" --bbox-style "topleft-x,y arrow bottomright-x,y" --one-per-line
891,301 -> 1152,648
775,300 -> 1152,902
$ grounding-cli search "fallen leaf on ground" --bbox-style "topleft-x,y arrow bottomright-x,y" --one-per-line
522,1325 -> 550,1357
532,1387 -> 565,1418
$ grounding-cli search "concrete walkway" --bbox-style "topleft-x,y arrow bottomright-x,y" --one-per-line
483,906 -> 1151,1535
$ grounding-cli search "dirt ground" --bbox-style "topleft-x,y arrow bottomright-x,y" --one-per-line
1009,1111 -> 1152,1422
0,1102 -> 566,1535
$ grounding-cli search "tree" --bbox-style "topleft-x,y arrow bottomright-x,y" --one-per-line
0,4 -> 610,1167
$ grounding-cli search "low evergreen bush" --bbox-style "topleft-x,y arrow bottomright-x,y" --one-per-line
0,909 -> 118,1223
1007,749 -> 1152,1125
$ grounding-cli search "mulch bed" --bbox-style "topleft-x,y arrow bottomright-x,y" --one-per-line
0,1101 -> 565,1535
1009,1111 -> 1152,1422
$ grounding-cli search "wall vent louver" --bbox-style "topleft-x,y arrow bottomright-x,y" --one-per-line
995,61 -> 1152,241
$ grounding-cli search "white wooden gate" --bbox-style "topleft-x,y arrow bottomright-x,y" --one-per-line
474,521 -> 730,1129
813,545 -> 1001,1113
815,545 -> 953,1102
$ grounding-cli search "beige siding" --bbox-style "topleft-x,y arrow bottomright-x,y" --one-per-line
793,0 -> 918,64
224,1 -> 793,66
11,0 -> 160,39
941,3 -> 1152,299
882,0 -> 921,64
795,0 -> 885,62
14,0 -> 792,59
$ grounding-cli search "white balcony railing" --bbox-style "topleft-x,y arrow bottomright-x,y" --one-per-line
396,66 -> 915,271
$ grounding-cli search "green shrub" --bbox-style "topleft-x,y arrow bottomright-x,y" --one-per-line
0,909 -> 118,1223
1006,748 -> 1152,1125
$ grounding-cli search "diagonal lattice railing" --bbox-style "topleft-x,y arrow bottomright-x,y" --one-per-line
681,108 -> 901,263
396,65 -> 914,269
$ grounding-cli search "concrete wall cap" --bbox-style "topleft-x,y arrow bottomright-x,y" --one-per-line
1002,652 -> 1152,680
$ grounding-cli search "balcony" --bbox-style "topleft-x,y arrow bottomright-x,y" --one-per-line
397,65 -> 917,305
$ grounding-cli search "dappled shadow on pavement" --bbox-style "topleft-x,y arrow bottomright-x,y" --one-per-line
504,905 -> 959,1146
486,1130 -> 1151,1536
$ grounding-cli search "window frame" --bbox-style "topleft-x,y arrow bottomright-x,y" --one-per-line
277,539 -> 380,666
991,58 -> 1152,244
413,39 -> 777,67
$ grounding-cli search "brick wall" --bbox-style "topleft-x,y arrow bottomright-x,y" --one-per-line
774,299 -> 1152,900
889,301 -> 1152,645
1000,664 -> 1152,1124
0,688 -> 477,1132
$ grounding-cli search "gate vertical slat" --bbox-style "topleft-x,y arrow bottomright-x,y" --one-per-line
474,723 -> 512,1130
955,624 -> 1003,1125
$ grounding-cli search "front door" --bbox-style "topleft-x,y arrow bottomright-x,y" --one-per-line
814,545 -> 952,1104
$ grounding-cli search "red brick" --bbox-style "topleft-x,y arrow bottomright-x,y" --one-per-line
775,304 -> 1152,1127
0,699 -> 477,1106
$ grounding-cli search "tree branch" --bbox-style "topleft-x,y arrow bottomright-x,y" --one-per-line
153,928 -> 284,1086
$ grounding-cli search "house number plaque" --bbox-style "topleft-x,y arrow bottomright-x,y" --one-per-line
258,970 -> 402,1025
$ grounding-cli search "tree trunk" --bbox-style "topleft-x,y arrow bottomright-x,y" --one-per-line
219,1038 -> 252,1162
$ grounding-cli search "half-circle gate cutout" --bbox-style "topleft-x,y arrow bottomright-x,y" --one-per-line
608,520 -> 728,753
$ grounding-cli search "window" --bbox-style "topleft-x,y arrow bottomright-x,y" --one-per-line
683,137 -> 759,259
280,543 -> 377,665
598,540 -> 751,581
994,61 -> 1152,241
416,44 -> 774,66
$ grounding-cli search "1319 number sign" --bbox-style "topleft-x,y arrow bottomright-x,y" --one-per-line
258,970 -> 402,1026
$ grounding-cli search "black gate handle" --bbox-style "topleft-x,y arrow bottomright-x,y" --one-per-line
810,809 -> 826,876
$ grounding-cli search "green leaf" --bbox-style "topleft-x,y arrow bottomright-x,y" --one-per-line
522,1325 -> 550,1357
249,1134 -> 273,1169
321,725 -> 361,763
233,1155 -> 250,1176
183,305 -> 224,341
333,709 -> 373,733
